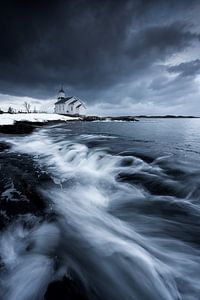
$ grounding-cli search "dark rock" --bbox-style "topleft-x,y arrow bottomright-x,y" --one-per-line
80,115 -> 139,122
44,271 -> 90,300
0,120 -> 69,135
80,116 -> 105,121
0,142 -> 11,152
109,116 -> 139,121
0,152 -> 53,229
0,121 -> 40,134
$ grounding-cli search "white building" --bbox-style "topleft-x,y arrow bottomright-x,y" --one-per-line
54,87 -> 86,115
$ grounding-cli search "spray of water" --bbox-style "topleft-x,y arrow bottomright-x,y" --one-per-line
1,125 -> 200,299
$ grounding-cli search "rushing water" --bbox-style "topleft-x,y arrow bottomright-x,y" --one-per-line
1,119 -> 200,300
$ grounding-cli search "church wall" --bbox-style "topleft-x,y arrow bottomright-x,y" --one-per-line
55,96 -> 86,116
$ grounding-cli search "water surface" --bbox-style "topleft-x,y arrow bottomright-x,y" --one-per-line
1,119 -> 200,300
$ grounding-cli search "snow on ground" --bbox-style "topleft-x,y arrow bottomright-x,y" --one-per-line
0,113 -> 78,125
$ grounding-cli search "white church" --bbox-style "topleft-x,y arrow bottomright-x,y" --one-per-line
54,87 -> 86,115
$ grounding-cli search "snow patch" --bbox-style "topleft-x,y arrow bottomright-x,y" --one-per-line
0,113 -> 78,125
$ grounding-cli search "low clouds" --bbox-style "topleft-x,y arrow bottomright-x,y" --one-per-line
168,59 -> 200,77
0,0 -> 200,114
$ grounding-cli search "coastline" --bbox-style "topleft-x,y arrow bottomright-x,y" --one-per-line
0,117 -> 200,299
0,113 -> 199,135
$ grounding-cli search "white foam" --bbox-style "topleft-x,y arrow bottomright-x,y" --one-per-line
1,126 -> 200,300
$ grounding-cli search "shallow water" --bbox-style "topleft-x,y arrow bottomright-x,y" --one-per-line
1,119 -> 200,300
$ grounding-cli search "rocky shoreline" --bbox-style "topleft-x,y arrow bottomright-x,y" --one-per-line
0,117 -> 138,135
3,114 -> 196,136
0,149 -> 50,229
0,137 -> 90,300
80,115 -> 139,122
0,120 -> 69,134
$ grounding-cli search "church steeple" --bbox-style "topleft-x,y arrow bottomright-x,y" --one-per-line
58,84 -> 65,99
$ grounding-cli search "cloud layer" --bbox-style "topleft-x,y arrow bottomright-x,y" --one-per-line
0,0 -> 200,115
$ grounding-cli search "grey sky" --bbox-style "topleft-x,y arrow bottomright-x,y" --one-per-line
0,0 -> 200,115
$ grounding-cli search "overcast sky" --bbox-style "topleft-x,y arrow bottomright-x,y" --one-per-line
0,0 -> 200,115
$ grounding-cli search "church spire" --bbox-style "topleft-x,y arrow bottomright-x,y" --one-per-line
58,84 -> 65,99
59,84 -> 64,93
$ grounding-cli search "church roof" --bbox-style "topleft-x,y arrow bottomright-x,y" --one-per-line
68,99 -> 79,105
76,104 -> 82,108
59,88 -> 65,93
55,96 -> 73,105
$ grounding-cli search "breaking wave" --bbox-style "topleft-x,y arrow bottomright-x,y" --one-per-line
1,123 -> 200,300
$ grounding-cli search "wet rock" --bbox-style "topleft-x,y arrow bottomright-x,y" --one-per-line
0,142 -> 10,152
0,121 -> 45,134
109,116 -> 139,121
44,272 -> 90,300
80,115 -> 139,122
0,120 -> 68,135
0,152 -> 53,229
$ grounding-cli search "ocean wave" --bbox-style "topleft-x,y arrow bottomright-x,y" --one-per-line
1,124 -> 200,299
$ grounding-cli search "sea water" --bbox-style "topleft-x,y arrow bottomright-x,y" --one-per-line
1,119 -> 200,300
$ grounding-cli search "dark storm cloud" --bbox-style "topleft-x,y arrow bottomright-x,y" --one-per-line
168,59 -> 200,77
0,0 -> 200,104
